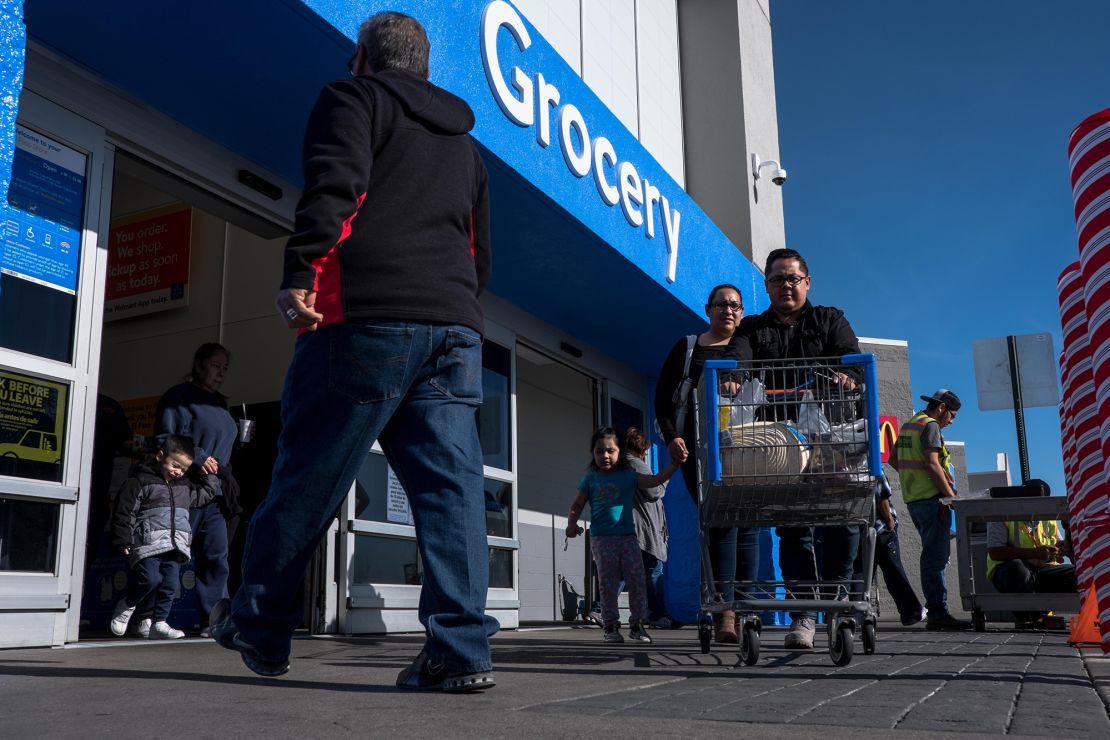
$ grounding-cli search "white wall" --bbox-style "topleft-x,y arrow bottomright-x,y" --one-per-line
582,0 -> 640,137
736,0 -> 786,269
512,0 -> 582,71
636,0 -> 685,186
677,0 -> 786,265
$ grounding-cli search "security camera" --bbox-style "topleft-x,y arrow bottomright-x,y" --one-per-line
751,153 -> 787,186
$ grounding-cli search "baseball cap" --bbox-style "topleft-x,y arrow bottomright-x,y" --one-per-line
920,389 -> 961,411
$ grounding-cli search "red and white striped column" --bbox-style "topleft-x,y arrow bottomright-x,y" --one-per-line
1066,108 -> 1110,652
1057,263 -> 1102,598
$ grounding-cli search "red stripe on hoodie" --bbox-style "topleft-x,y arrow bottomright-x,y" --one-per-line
469,210 -> 475,257
306,192 -> 367,332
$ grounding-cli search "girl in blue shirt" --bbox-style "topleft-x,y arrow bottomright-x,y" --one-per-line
566,427 -> 684,643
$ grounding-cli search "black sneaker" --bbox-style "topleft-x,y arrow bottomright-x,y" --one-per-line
900,610 -> 923,627
208,598 -> 291,678
396,651 -> 496,693
628,620 -> 652,643
232,634 -> 291,678
925,613 -> 972,631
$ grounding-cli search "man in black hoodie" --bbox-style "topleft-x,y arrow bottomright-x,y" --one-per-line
211,12 -> 496,692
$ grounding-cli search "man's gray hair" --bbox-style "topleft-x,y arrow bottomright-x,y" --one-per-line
357,11 -> 430,77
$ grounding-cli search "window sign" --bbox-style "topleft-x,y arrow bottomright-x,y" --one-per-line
385,464 -> 413,525
0,125 -> 86,294
104,203 -> 192,320
0,369 -> 68,483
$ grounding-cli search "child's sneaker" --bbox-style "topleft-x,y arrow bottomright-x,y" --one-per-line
133,618 -> 152,638
628,621 -> 652,643
109,598 -> 135,636
149,621 -> 185,640
603,625 -> 624,643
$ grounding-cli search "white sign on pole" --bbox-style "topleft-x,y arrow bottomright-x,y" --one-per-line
972,333 -> 1059,411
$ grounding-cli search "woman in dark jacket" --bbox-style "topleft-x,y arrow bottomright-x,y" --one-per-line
153,342 -> 240,635
655,283 -> 755,643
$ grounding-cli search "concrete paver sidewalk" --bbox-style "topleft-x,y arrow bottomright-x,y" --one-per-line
1,622 -> 1107,738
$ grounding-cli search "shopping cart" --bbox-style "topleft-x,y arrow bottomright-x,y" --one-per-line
694,355 -> 882,666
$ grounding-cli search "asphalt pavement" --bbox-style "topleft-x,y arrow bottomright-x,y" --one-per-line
1,619 -> 1108,739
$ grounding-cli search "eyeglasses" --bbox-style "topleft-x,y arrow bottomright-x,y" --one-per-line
766,274 -> 808,288
347,51 -> 359,76
710,301 -> 743,313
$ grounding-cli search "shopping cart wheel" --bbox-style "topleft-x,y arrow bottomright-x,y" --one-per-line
739,623 -> 760,666
862,622 -> 876,655
830,624 -> 854,666
972,609 -> 986,632
698,618 -> 713,654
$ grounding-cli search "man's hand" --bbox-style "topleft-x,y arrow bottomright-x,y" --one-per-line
565,524 -> 583,538
835,372 -> 857,391
1033,545 -> 1060,563
276,288 -> 325,331
668,437 -> 688,465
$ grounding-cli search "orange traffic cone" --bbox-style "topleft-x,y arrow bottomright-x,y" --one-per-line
1069,584 -> 1101,646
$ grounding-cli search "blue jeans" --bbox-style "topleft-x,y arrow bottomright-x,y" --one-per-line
130,553 -> 180,622
641,551 -> 666,621
189,501 -> 230,619
778,525 -> 860,621
230,322 -> 498,672
907,498 -> 952,616
707,527 -> 760,601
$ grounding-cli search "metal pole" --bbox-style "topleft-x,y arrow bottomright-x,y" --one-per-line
1007,335 -> 1030,483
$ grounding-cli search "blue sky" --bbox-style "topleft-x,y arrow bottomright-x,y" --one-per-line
769,1 -> 1110,495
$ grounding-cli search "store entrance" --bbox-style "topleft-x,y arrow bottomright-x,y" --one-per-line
514,343 -> 598,622
80,151 -> 292,635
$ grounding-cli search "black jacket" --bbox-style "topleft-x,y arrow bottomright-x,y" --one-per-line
283,69 -> 491,334
730,301 -> 860,362
728,301 -> 862,422
655,336 -> 739,445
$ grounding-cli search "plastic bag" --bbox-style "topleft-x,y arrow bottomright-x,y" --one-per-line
797,390 -> 831,438
719,377 -> 766,447
808,418 -> 870,478
730,378 -> 766,427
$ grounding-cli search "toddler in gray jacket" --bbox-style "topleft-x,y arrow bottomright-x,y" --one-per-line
110,435 -> 214,639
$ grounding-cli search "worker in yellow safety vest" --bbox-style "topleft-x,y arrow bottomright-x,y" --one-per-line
889,389 -> 971,630
986,501 -> 1076,627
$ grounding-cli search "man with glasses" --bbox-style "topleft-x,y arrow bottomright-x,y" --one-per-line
889,390 -> 972,630
728,247 -> 864,650
210,11 -> 497,690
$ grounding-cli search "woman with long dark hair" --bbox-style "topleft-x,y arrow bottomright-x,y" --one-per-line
655,284 -> 755,643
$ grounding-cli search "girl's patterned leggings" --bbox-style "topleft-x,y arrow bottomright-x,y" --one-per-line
591,533 -> 647,628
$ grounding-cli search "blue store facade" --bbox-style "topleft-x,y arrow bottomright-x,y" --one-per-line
0,0 -> 787,646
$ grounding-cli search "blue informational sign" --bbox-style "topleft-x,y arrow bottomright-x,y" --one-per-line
0,125 -> 86,294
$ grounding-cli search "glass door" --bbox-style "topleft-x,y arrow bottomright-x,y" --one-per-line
0,92 -> 112,646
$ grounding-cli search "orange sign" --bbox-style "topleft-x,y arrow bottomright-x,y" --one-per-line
879,415 -> 899,463
120,395 -> 162,438
105,203 -> 192,320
